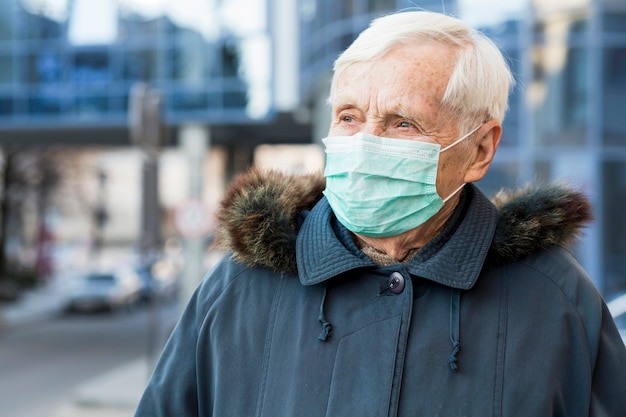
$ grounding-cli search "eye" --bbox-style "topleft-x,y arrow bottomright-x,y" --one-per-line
335,108 -> 361,125
329,110 -> 360,136
393,118 -> 421,133
387,116 -> 433,141
341,114 -> 355,123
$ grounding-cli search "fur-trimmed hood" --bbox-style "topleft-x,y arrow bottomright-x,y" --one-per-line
214,168 -> 593,275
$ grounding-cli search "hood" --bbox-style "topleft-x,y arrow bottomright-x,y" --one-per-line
214,168 -> 593,275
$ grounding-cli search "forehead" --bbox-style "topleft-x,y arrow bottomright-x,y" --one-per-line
332,42 -> 457,120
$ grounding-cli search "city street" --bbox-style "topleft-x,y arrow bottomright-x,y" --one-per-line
0,302 -> 179,417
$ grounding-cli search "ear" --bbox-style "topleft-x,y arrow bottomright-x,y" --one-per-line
463,120 -> 502,183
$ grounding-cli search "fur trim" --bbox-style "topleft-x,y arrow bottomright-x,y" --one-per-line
489,184 -> 593,264
214,169 -> 593,274
214,167 -> 325,274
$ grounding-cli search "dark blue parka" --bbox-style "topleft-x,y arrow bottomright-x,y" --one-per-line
135,169 -> 626,417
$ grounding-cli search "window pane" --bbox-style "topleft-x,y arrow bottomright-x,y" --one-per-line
603,9 -> 626,34
0,0 -> 13,40
123,48 -> 158,81
603,47 -> 626,146
29,94 -> 62,115
532,44 -> 588,146
19,6 -> 65,40
26,51 -> 64,84
0,55 -> 14,85
74,51 -> 110,83
563,47 -> 587,129
602,161 -> 626,298
0,95 -> 13,116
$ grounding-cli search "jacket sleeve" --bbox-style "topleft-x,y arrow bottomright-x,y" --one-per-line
589,301 -> 626,417
134,282 -> 205,417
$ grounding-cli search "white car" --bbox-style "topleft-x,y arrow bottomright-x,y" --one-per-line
66,269 -> 142,312
607,292 -> 626,345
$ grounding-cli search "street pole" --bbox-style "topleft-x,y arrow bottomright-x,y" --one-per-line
129,82 -> 164,264
128,82 -> 166,374
178,125 -> 210,307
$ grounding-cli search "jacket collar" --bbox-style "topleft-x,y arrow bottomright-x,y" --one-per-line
214,168 -> 593,279
296,185 -> 496,289
296,198 -> 371,285
403,185 -> 496,289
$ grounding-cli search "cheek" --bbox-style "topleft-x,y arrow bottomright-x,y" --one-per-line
436,156 -> 467,189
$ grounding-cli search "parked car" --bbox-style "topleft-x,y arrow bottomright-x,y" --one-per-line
65,268 -> 142,312
135,259 -> 180,303
608,292 -> 626,345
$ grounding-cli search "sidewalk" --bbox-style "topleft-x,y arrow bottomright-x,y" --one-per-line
51,358 -> 150,417
0,279 -> 67,330
0,281 -> 159,417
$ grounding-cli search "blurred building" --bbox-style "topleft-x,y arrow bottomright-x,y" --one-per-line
0,0 -> 310,153
298,0 -> 626,298
0,0 -> 311,288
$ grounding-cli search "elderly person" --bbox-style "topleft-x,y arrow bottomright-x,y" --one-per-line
135,11 -> 626,417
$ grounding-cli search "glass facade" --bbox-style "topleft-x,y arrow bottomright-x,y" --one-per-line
299,0 -> 626,298
0,0 -> 271,129
604,46 -> 626,146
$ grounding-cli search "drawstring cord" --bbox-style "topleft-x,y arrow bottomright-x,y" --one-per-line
318,286 -> 332,342
448,288 -> 461,372
316,282 -> 462,370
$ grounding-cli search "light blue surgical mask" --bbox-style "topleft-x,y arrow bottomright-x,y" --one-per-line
322,125 -> 481,237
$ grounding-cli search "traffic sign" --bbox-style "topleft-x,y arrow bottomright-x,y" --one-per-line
173,199 -> 211,239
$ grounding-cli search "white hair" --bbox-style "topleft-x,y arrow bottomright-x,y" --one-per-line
329,11 -> 515,129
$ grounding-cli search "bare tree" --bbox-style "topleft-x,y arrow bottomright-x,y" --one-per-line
0,145 -> 61,298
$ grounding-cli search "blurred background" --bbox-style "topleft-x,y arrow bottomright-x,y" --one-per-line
0,0 -> 624,416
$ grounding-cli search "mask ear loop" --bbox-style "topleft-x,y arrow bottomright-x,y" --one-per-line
440,124 -> 483,202
442,183 -> 465,203
440,124 -> 483,153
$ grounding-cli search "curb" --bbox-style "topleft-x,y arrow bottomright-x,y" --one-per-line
50,358 -> 150,417
73,358 -> 150,409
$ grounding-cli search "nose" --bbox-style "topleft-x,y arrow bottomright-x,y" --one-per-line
362,121 -> 385,137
